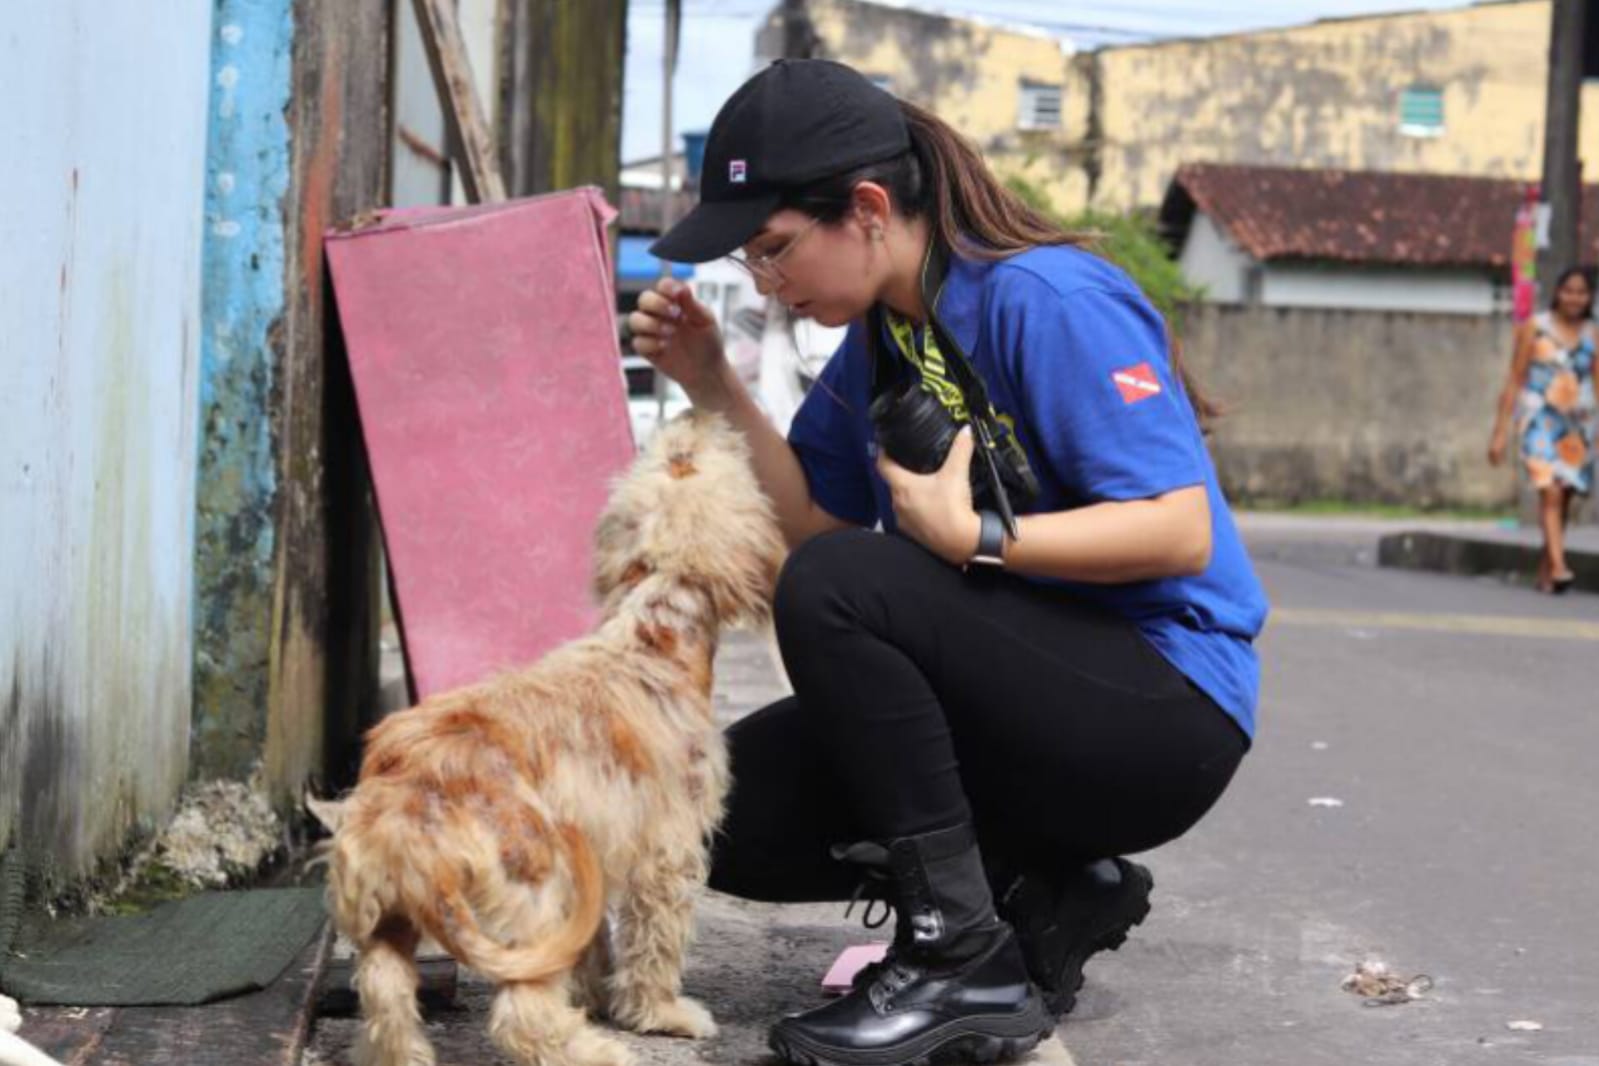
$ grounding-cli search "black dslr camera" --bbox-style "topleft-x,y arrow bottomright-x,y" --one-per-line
868,375 -> 1038,530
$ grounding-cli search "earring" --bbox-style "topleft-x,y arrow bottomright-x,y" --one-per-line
870,227 -> 884,242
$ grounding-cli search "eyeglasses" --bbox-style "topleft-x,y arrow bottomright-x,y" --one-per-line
727,216 -> 821,285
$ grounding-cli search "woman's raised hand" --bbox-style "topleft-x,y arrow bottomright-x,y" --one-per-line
628,278 -> 726,399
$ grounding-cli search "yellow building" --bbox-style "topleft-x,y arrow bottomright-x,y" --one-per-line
765,0 -> 1599,214
756,0 -> 1090,213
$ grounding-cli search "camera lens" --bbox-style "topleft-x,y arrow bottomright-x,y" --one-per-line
870,381 -> 960,474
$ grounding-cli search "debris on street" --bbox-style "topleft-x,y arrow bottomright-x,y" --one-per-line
1341,959 -> 1434,1006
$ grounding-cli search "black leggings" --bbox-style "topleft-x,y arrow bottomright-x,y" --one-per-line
708,529 -> 1248,904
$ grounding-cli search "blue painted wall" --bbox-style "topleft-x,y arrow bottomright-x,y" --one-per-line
194,0 -> 296,778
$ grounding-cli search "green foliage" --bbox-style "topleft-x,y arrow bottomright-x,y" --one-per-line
1004,176 -> 1204,329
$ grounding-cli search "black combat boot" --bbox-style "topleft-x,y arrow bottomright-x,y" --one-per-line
996,857 -> 1153,1019
768,823 -> 1052,1066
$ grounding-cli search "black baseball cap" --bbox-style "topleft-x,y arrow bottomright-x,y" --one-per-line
649,59 -> 910,263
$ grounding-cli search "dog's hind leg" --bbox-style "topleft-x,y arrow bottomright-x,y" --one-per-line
489,981 -> 632,1066
607,847 -> 717,1039
352,918 -> 434,1066
570,919 -> 614,1020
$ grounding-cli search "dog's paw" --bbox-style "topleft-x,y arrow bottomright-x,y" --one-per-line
618,995 -> 717,1040
566,1027 -> 635,1066
1,993 -> 21,1034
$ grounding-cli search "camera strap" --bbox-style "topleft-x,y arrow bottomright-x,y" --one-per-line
865,241 -> 1031,536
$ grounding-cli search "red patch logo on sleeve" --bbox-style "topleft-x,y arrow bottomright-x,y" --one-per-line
1111,362 -> 1162,405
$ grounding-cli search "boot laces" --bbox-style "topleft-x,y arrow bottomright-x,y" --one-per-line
833,841 -> 897,931
832,841 -> 901,992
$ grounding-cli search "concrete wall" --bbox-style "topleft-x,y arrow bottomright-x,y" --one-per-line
1,3 -> 210,885
1182,304 -> 1519,509
1087,0 -> 1599,211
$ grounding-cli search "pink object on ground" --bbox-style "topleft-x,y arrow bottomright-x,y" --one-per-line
326,188 -> 633,699
821,943 -> 891,995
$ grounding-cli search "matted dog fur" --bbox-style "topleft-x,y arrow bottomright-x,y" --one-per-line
314,412 -> 785,1066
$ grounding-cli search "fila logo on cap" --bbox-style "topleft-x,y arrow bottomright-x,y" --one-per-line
729,159 -> 748,184
1111,362 -> 1162,405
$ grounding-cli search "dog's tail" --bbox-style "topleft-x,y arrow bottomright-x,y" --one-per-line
326,796 -> 605,987
416,821 -> 605,986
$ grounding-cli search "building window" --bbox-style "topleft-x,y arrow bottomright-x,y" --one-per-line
1398,86 -> 1444,138
1017,81 -> 1062,131
866,73 -> 894,94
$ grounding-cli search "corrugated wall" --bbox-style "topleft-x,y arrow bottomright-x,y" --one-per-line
0,3 -> 212,886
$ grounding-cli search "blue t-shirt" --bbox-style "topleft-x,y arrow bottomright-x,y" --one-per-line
786,245 -> 1269,739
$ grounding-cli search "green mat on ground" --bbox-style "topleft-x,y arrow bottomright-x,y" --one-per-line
0,887 -> 326,1006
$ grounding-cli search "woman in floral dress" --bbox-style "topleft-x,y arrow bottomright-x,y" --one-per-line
1489,266 -> 1596,593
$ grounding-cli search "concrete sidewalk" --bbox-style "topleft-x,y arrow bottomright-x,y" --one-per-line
1376,524 -> 1599,595
1236,512 -> 1599,595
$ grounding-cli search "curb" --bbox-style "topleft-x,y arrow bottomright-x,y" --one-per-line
1376,530 -> 1599,594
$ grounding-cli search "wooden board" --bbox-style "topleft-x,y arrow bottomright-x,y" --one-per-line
410,0 -> 506,203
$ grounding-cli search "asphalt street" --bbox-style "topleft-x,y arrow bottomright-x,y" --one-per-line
1061,515 -> 1598,1066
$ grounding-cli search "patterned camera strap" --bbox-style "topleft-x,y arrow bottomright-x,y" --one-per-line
871,261 -> 1031,485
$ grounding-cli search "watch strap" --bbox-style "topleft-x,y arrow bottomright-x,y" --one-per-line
970,509 -> 1006,567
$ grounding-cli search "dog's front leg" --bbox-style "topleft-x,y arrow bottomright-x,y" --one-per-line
607,846 -> 716,1040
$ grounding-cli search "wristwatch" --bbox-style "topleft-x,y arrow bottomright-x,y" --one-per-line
968,509 -> 1007,568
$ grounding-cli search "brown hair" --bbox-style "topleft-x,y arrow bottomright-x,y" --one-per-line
781,99 -> 1218,424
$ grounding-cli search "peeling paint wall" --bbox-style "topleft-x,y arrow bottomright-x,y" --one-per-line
792,0 -> 1090,214
195,0 -> 294,782
0,3 -> 210,885
1091,0 -> 1599,211
193,0 -> 390,799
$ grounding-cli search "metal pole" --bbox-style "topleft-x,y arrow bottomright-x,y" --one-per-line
655,0 -> 681,424
1536,0 -> 1586,292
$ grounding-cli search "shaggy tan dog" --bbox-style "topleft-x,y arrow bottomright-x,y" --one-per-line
316,412 -> 784,1066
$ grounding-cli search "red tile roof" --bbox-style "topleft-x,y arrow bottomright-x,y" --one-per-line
1160,163 -> 1599,269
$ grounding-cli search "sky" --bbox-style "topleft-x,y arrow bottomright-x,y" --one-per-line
621,0 -> 1481,163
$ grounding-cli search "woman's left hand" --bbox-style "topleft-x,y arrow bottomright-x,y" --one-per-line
877,427 -> 982,566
